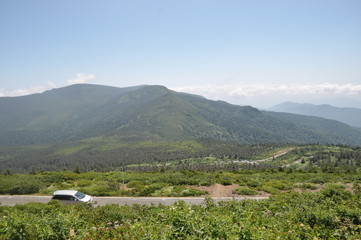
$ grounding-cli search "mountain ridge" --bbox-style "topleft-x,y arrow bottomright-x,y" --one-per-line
268,101 -> 361,128
1,84 -> 361,172
1,84 -> 361,146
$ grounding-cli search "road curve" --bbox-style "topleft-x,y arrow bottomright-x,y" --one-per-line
0,195 -> 268,206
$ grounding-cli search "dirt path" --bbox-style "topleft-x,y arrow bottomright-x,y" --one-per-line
195,184 -> 238,197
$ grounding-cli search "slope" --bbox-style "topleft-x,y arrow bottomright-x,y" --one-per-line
269,102 -> 361,128
1,84 -> 361,172
2,84 -> 361,146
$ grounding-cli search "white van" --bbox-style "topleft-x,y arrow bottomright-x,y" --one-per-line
52,190 -> 93,204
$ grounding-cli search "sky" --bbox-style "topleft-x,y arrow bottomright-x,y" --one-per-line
1,0 -> 361,108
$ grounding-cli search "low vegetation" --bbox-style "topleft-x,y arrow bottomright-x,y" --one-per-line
1,144 -> 361,239
1,145 -> 360,196
1,187 -> 360,239
0,169 -> 360,197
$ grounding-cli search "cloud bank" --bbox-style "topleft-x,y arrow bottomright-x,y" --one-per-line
172,83 -> 361,99
0,81 -> 57,97
0,73 -> 96,97
1,80 -> 360,108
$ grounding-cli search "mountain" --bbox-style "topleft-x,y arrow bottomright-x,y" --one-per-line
1,84 -> 361,172
2,84 -> 361,146
268,102 -> 361,128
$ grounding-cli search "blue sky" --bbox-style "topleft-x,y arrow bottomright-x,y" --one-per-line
1,0 -> 361,108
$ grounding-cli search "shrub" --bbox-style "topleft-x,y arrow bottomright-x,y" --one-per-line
295,182 -> 318,190
260,186 -> 279,194
320,185 -> 352,201
136,183 -> 166,196
262,180 -> 293,191
218,175 -> 233,185
60,172 -> 80,182
39,184 -> 58,194
309,177 -> 326,184
9,180 -> 45,194
246,180 -> 261,188
151,186 -> 207,197
80,182 -> 118,196
126,180 -> 144,189
1,185 -> 361,239
77,179 -> 93,187
352,182 -> 361,195
233,186 -> 258,195
199,180 -> 212,186
178,188 -> 207,197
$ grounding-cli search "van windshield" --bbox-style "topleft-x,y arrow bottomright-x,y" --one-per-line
75,191 -> 86,199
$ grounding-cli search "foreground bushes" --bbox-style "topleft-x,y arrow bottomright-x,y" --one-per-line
1,186 -> 360,239
0,175 -> 45,195
1,171 -> 360,197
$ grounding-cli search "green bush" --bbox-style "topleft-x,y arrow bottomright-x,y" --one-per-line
151,186 -> 207,197
1,189 -> 360,239
295,182 -> 318,190
80,182 -> 118,196
136,183 -> 166,196
126,180 -> 144,189
233,186 -> 258,195
352,182 -> 361,195
9,180 -> 45,194
246,180 -> 261,188
39,184 -> 58,194
77,179 -> 93,187
320,185 -> 352,202
323,182 -> 346,189
60,172 -> 80,182
262,180 -> 293,191
309,177 -> 326,184
218,175 -> 233,185
177,187 -> 207,197
260,185 -> 280,194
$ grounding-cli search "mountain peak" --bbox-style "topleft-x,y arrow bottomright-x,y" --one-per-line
2,84 -> 361,171
1,84 -> 361,147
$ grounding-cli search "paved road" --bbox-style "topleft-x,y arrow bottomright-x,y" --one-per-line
0,195 -> 268,206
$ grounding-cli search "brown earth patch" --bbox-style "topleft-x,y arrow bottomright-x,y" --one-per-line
293,184 -> 323,193
191,184 -> 270,197
345,183 -> 353,192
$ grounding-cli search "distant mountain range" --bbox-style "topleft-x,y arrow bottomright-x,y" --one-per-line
268,102 -> 361,128
1,84 -> 361,172
1,84 -> 361,146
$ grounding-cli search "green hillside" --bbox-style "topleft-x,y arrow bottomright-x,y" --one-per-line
269,102 -> 361,128
1,84 -> 361,172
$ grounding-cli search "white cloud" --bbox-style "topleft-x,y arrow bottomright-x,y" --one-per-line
47,81 -> 57,89
0,81 -> 57,97
67,73 -> 95,85
171,83 -> 361,99
0,73 -> 96,97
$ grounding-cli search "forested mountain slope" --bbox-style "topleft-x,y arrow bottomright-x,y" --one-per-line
1,84 -> 361,172
1,84 -> 361,146
269,102 -> 361,128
